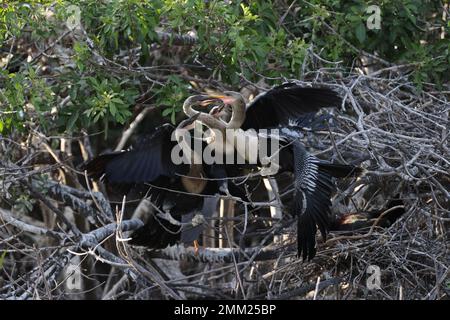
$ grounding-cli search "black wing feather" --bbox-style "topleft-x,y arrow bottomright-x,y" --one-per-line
293,141 -> 334,260
80,124 -> 179,184
241,84 -> 342,131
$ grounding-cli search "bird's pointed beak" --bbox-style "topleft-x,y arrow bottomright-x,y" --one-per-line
199,96 -> 224,107
211,94 -> 235,105
200,99 -> 217,107
199,92 -> 235,106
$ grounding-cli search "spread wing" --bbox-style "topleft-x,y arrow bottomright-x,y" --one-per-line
81,124 -> 182,184
241,84 -> 341,131
292,141 -> 334,260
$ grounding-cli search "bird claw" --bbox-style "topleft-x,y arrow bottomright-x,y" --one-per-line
193,240 -> 199,256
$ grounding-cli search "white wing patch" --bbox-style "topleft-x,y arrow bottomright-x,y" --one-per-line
288,118 -> 300,126
303,156 -> 319,192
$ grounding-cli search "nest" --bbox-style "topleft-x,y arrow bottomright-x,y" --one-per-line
135,68 -> 449,300
1,45 -> 448,299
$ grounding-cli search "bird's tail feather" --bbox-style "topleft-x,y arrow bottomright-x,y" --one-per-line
295,169 -> 333,261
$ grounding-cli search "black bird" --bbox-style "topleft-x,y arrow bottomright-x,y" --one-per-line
195,84 -> 361,260
81,98 -> 226,248
188,83 -> 342,131
287,137 -> 360,260
83,85 -> 361,259
330,198 -> 405,232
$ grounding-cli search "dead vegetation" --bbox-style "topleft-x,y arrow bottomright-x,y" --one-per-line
0,19 -> 449,300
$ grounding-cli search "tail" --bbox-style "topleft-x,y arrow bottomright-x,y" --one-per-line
292,141 -> 336,261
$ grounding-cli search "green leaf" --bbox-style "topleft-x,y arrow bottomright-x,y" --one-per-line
355,22 -> 366,43
116,113 -> 125,124
111,97 -> 124,104
83,109 -> 90,117
66,111 -> 79,132
93,112 -> 102,123
162,108 -> 172,117
109,103 -> 117,117
0,251 -> 6,269
69,88 -> 78,100
24,200 -> 33,212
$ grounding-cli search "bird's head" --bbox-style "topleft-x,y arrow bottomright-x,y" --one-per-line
208,104 -> 232,122
182,92 -> 245,128
199,91 -> 244,122
183,94 -> 211,107
200,91 -> 243,106
183,94 -> 224,115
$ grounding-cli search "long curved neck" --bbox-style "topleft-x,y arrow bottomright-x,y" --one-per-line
183,100 -> 198,117
183,97 -> 228,130
175,123 -> 207,193
183,94 -> 246,130
204,99 -> 246,130
225,99 -> 246,129
197,113 -> 226,131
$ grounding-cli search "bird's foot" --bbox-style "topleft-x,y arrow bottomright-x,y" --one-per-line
193,240 -> 199,256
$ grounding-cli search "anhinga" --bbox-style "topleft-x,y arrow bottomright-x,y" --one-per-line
329,198 -> 405,232
194,83 -> 361,260
83,85 -> 362,260
81,96 -> 226,248
186,83 -> 340,136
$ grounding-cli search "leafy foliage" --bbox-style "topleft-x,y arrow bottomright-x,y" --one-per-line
0,251 -> 6,270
